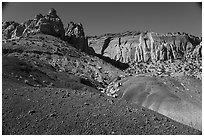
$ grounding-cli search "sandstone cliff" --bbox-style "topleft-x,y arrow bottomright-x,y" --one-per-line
88,31 -> 202,63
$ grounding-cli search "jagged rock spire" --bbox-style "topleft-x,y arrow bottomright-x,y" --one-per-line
48,8 -> 57,17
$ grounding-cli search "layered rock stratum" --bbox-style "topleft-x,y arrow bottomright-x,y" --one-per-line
88,31 -> 202,63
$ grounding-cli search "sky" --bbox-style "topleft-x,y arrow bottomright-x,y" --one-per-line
2,2 -> 202,37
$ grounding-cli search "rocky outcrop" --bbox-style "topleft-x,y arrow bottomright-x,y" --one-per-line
2,9 -> 65,40
192,42 -> 202,58
11,25 -> 25,39
65,22 -> 85,38
2,21 -> 25,40
2,8 -> 92,53
64,22 -> 93,53
88,32 -> 202,63
22,8 -> 65,39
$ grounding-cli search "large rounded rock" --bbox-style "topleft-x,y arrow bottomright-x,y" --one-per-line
106,75 -> 202,130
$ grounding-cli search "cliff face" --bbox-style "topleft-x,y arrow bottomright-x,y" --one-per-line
88,32 -> 202,63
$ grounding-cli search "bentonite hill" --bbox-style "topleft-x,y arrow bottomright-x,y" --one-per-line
2,8 -> 202,135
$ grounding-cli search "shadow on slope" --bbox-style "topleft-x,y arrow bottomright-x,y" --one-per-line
94,54 -> 129,70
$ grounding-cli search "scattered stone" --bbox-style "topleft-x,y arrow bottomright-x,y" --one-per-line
49,113 -> 57,118
84,102 -> 89,106
24,79 -> 29,83
28,110 -> 36,115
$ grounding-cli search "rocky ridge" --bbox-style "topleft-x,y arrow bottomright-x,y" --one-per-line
2,8 -> 92,53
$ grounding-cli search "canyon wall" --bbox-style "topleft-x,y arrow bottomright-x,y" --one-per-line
88,32 -> 202,63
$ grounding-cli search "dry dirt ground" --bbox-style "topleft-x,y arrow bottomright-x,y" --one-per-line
2,85 -> 202,135
2,34 -> 202,135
